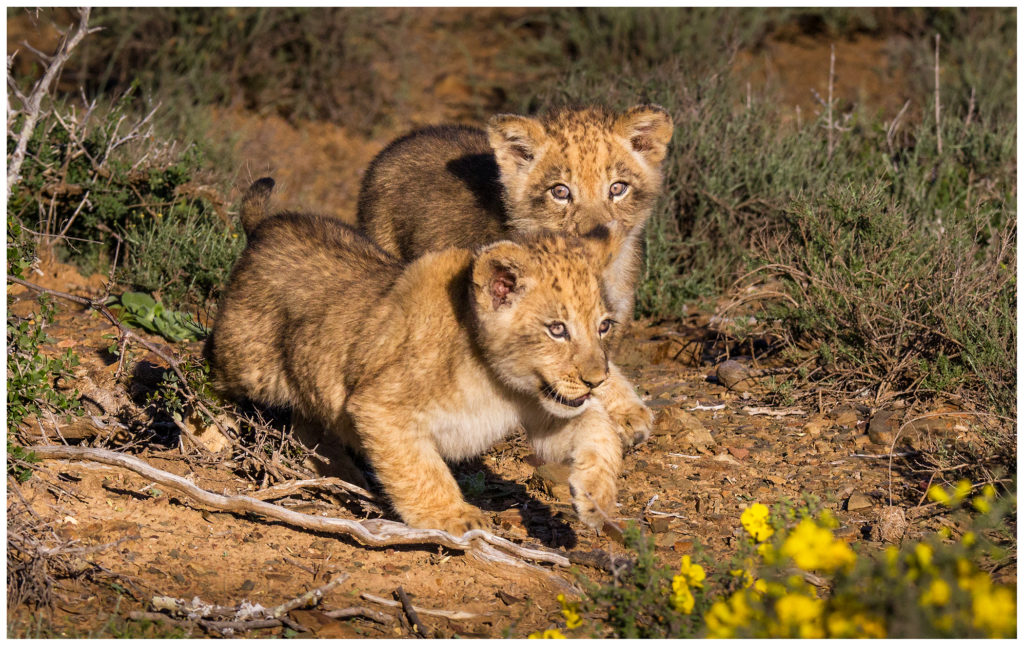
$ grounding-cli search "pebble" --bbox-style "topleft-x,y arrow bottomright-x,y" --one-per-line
846,491 -> 873,511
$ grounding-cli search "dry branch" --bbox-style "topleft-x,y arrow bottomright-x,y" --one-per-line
7,8 -> 98,193
360,592 -> 482,621
26,445 -> 571,573
396,585 -> 429,637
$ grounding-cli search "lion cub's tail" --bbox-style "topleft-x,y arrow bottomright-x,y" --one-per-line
240,177 -> 275,236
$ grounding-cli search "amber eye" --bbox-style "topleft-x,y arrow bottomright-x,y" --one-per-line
609,182 -> 629,198
547,321 -> 569,340
598,319 -> 615,335
550,184 -> 571,202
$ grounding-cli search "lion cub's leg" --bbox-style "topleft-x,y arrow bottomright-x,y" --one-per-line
528,404 -> 623,531
291,410 -> 371,490
354,413 -> 489,535
596,362 -> 654,451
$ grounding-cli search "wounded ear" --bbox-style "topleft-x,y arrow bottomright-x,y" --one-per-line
474,241 -> 530,311
487,114 -> 547,172
616,104 -> 674,166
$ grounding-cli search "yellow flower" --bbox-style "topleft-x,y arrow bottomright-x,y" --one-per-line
671,579 -> 696,614
914,543 -> 933,569
730,568 -> 755,588
952,479 -> 971,504
556,594 -> 582,629
772,593 -> 824,638
961,531 -> 976,547
779,519 -> 856,572
740,503 -> 774,542
927,484 -> 952,506
752,579 -> 768,596
678,555 -> 706,588
920,578 -> 951,606
529,628 -> 566,639
818,509 -> 839,529
705,590 -> 755,639
972,585 -> 1016,638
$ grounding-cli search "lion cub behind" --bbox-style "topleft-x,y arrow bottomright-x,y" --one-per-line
356,105 -> 674,324
207,178 -> 646,534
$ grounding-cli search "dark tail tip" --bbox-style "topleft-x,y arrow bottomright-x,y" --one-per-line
240,177 -> 275,236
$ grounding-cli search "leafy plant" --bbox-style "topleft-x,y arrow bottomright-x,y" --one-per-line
6,294 -> 82,428
108,291 -> 208,342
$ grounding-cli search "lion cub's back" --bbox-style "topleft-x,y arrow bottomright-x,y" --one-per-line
356,125 -> 507,261
207,213 -> 400,406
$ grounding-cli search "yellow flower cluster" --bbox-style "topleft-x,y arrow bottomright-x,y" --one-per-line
778,518 -> 856,573
556,593 -> 582,629
954,555 -> 1016,638
928,480 -> 998,513
528,628 -> 566,639
670,555 -> 706,614
740,503 -> 774,542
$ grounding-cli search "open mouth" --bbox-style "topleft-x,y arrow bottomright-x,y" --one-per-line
541,382 -> 590,408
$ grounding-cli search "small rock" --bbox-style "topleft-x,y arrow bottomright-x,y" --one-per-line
726,446 -> 749,460
831,403 -> 869,427
655,532 -> 678,549
655,408 -> 714,450
648,516 -> 672,533
673,539 -> 694,553
846,491 -> 873,511
713,452 -> 742,467
868,409 -> 903,446
802,415 -> 829,436
534,463 -> 572,501
870,506 -> 907,543
715,360 -> 751,390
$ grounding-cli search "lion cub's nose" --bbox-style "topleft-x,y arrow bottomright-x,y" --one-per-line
580,366 -> 608,390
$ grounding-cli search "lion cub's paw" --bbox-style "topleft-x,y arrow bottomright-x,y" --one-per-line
569,469 -> 617,532
606,396 -> 654,451
434,505 -> 491,536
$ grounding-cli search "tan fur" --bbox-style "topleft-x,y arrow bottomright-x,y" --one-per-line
356,105 -> 674,322
207,179 -> 652,534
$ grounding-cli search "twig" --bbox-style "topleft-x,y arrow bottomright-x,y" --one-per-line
742,406 -> 807,417
26,445 -> 571,572
850,451 -> 917,459
395,586 -> 429,637
269,572 -> 350,618
687,402 -> 726,411
7,9 -> 97,193
322,606 -> 394,624
251,476 -> 376,505
827,43 -> 835,159
360,592 -> 482,621
934,33 -> 942,155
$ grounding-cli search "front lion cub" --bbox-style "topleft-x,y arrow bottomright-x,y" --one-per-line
207,178 -> 644,534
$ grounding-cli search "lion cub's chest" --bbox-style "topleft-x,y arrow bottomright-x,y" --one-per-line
424,373 -> 522,462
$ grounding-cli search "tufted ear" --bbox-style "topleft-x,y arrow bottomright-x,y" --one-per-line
487,114 -> 547,177
615,104 -> 674,166
472,241 -> 531,311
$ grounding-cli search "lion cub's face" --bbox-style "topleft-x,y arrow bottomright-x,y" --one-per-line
487,105 -> 673,236
471,231 -> 617,419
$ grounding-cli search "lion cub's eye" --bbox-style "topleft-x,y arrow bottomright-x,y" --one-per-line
546,321 -> 569,340
609,182 -> 629,199
598,319 -> 616,336
550,184 -> 572,202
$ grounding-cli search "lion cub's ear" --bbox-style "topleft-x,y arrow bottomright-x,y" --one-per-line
616,104 -> 674,166
472,241 -> 532,312
487,114 -> 547,178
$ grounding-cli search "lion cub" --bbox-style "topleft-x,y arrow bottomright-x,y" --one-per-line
207,178 -> 647,534
356,104 -> 674,324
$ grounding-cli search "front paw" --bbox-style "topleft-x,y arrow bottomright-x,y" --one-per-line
607,397 -> 653,450
434,505 -> 490,536
569,468 -> 617,532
